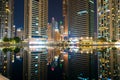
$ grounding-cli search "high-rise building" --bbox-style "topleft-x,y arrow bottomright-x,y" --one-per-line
63,0 -> 96,38
63,0 -> 68,37
51,17 -> 58,39
97,0 -> 119,41
12,25 -> 15,38
47,23 -> 52,41
0,0 -> 14,39
116,0 -> 120,40
24,0 -> 48,39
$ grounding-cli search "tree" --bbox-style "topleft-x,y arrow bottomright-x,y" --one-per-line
2,48 -> 8,53
14,37 -> 21,43
3,37 -> 9,42
97,37 -> 107,42
112,39 -> 117,42
2,48 -> 13,53
14,47 -> 20,53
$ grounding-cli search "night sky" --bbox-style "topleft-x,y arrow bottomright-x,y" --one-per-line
14,0 -> 63,28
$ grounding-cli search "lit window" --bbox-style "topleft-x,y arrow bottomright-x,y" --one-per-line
35,56 -> 38,59
35,31 -> 39,33
77,10 -> 88,15
35,64 -> 38,67
36,23 -> 38,25
35,70 -> 38,73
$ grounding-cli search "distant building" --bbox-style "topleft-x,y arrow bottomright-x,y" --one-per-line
47,18 -> 61,41
60,21 -> 65,40
16,28 -> 23,40
12,25 -> 16,38
54,29 -> 60,41
24,0 -> 48,39
63,0 -> 68,37
51,17 -> 59,39
47,23 -> 52,41
0,0 -> 14,39
63,0 -> 96,38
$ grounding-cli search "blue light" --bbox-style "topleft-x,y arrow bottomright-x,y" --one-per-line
35,70 -> 38,73
35,64 -> 38,67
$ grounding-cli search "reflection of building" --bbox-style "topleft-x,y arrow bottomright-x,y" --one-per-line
61,49 -> 98,80
64,0 -> 95,38
0,51 -> 13,79
24,0 -> 48,39
47,48 -> 55,64
23,49 -> 47,80
98,48 -> 120,80
0,50 -> 3,73
97,0 -> 120,41
0,0 -> 14,39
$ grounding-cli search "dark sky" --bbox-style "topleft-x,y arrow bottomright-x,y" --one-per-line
14,0 -> 63,28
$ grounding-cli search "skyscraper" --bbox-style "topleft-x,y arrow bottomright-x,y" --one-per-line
0,0 -> 14,39
63,0 -> 96,38
97,0 -> 119,41
24,0 -> 48,39
63,0 -> 68,37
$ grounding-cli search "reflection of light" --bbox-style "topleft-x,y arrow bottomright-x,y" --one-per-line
35,56 -> 38,59
29,41 -> 46,44
115,42 -> 120,48
60,59 -> 64,62
80,51 -> 83,53
115,42 -> 120,45
63,54 -> 68,57
51,67 -> 54,71
29,46 -> 47,48
16,56 -> 20,59
73,48 -> 79,52
54,56 -> 59,61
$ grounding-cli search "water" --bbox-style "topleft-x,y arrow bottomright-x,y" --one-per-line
0,46 -> 120,80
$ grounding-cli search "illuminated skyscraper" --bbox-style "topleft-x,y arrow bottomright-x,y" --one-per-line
63,0 -> 68,37
47,23 -> 52,41
24,0 -> 48,39
116,0 -> 120,40
97,0 -> 120,41
63,0 -> 96,38
0,0 -> 14,39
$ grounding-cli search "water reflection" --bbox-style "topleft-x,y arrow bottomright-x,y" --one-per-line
0,46 -> 120,80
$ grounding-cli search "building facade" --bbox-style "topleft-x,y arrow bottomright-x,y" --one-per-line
24,0 -> 48,39
0,0 -> 14,39
63,0 -> 96,38
97,0 -> 120,41
63,0 -> 68,37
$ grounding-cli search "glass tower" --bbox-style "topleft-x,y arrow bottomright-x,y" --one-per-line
24,0 -> 48,39
64,0 -> 96,38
